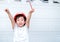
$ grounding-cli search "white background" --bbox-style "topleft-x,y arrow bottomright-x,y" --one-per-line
0,0 -> 60,42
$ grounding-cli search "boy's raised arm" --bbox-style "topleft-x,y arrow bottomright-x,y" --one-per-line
5,9 -> 15,29
26,8 -> 35,28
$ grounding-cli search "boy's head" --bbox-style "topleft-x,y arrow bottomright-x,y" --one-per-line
14,13 -> 26,27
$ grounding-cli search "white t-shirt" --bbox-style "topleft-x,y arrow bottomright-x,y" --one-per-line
13,24 -> 29,42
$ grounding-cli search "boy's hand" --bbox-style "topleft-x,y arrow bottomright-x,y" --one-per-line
29,8 -> 35,14
5,9 -> 10,14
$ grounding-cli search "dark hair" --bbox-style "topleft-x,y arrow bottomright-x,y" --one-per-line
14,13 -> 26,26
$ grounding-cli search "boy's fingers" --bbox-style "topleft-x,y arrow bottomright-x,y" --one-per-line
5,9 -> 10,14
5,8 -> 9,11
5,9 -> 9,13
29,9 -> 34,14
31,9 -> 35,12
5,9 -> 7,12
5,9 -> 8,12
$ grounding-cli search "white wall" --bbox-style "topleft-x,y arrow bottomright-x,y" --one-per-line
0,0 -> 60,42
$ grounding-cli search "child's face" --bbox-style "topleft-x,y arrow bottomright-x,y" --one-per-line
16,16 -> 26,27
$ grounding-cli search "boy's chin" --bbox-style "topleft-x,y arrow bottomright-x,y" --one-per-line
18,25 -> 23,27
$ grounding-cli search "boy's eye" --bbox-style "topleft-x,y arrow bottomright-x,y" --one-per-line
17,19 -> 19,21
21,19 -> 24,21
